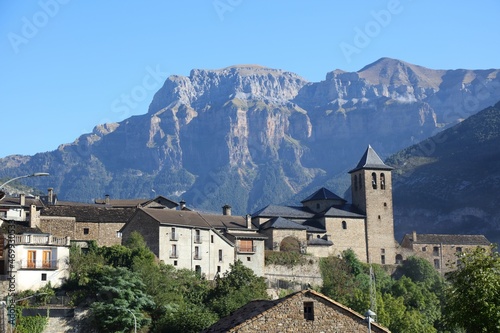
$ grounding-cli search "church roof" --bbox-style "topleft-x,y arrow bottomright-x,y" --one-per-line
349,145 -> 393,173
252,205 -> 315,219
323,204 -> 365,218
260,217 -> 308,230
301,187 -> 346,204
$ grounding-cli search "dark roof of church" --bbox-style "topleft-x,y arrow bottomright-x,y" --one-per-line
260,217 -> 308,230
252,205 -> 315,219
308,237 -> 333,246
349,145 -> 393,173
323,204 -> 365,218
404,233 -> 491,245
301,187 -> 346,204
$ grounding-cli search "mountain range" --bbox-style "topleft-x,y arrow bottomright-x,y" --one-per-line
1,57 -> 499,242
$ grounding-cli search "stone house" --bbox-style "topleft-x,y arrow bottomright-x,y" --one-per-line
203,289 -> 390,333
0,220 -> 70,292
120,207 -> 267,279
39,192 -> 180,247
400,231 -> 491,274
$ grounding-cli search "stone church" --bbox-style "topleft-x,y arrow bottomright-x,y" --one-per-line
252,145 -> 490,268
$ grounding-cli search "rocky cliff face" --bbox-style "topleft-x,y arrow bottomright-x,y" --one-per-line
1,58 -> 499,220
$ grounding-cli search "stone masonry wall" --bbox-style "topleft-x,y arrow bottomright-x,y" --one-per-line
231,292 -> 388,333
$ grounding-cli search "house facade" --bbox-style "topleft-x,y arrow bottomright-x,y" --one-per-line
400,231 -> 491,274
120,207 -> 266,279
0,220 -> 70,292
203,289 -> 390,333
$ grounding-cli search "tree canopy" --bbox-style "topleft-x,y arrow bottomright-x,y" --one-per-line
444,245 -> 500,332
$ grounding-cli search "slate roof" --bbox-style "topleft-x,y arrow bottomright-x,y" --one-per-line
140,208 -> 253,230
252,205 -> 315,219
404,233 -> 491,245
0,220 -> 45,235
323,204 -> 365,218
226,232 -> 268,240
0,195 -> 45,208
260,217 -> 308,230
301,187 -> 346,204
41,205 -> 136,223
202,289 -> 391,333
308,238 -> 333,246
349,145 -> 393,173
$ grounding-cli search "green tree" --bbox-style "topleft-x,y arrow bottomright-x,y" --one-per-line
90,266 -> 155,332
207,260 -> 268,317
444,245 -> 500,332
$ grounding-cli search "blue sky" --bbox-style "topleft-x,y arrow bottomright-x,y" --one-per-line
1,1 -> 499,157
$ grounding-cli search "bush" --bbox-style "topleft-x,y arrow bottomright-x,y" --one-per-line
265,250 -> 309,267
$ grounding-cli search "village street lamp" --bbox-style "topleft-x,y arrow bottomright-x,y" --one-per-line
365,309 -> 376,333
121,308 -> 137,333
0,173 -> 49,190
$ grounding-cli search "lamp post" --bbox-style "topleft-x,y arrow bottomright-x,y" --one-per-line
365,309 -> 376,333
0,173 -> 50,190
121,308 -> 137,333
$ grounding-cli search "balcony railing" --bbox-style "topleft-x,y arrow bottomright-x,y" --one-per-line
170,233 -> 179,241
19,260 -> 59,270
14,235 -> 70,246
193,253 -> 202,260
237,246 -> 257,253
169,251 -> 178,258
193,235 -> 202,244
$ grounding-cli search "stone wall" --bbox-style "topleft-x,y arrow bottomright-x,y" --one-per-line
265,260 -> 322,292
40,217 -> 124,247
227,291 -> 389,333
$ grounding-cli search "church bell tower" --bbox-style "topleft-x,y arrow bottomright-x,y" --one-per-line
349,145 -> 396,265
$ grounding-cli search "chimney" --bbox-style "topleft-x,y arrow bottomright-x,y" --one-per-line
105,194 -> 110,205
48,188 -> 54,205
30,204 -> 40,228
20,193 -> 26,206
222,204 -> 231,216
179,200 -> 186,210
412,230 -> 417,242
246,214 -> 252,229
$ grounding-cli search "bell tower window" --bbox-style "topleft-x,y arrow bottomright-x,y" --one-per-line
371,172 -> 377,189
380,173 -> 386,190
358,174 -> 362,189
354,175 -> 358,191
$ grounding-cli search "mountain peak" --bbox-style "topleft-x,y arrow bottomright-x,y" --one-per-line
357,57 -> 445,89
